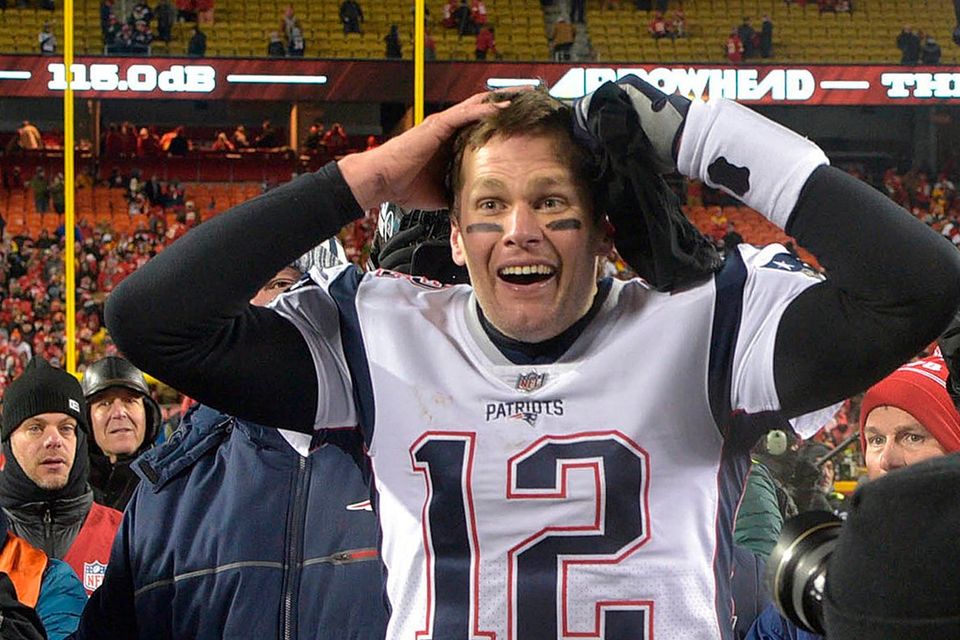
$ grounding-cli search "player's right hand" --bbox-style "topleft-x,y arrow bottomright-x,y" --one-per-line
573,74 -> 690,175
338,91 -> 517,212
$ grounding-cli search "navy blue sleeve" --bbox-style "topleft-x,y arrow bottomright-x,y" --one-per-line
105,163 -> 363,432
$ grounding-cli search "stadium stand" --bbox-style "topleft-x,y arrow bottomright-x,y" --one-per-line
0,0 -> 957,63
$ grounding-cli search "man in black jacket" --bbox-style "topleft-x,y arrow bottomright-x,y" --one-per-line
80,357 -> 161,511
0,359 -> 122,596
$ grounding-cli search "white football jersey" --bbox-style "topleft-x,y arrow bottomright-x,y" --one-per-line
273,243 -> 832,640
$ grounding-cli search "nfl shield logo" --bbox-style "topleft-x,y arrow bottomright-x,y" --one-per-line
83,561 -> 107,591
516,371 -> 546,392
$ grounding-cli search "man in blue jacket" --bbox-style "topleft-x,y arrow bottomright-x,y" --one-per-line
69,239 -> 388,639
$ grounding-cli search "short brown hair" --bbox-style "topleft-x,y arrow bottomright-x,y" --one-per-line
446,87 -> 600,222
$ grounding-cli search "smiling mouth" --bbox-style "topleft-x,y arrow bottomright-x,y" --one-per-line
498,265 -> 556,285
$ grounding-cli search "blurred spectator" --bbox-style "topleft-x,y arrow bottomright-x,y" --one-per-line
119,121 -> 138,157
322,123 -> 349,156
569,0 -> 584,22
131,19 -> 154,54
211,131 -> 236,151
279,4 -> 297,41
385,24 -> 402,58
105,166 -> 125,189
792,441 -> 842,513
339,0 -> 364,34
154,0 -> 175,41
441,0 -> 457,28
759,14 -> 773,58
194,0 -> 214,25
143,175 -> 164,206
114,23 -> 135,53
896,25 -> 920,64
364,135 -> 379,150
737,17 -> 756,58
127,169 -> 143,201
135,127 -> 161,158
38,23 -> 56,55
1,166 -> 23,190
100,0 -> 114,37
550,15 -> 575,61
130,1 -> 153,25
28,169 -> 49,216
470,0 -> 488,27
159,125 -> 184,153
266,30 -> 285,56
726,28 -> 744,63
165,179 -> 185,208
302,122 -> 325,154
817,0 -> 835,12
17,122 -> 43,151
103,14 -> 122,50
649,11 -> 669,38
186,24 -> 206,56
254,119 -> 281,149
454,0 -> 475,35
424,29 -> 436,59
287,22 -> 305,56
474,24 -> 496,59
49,174 -> 65,216
921,33 -> 941,64
175,0 -> 196,22
231,124 -> 250,149
672,7 -> 687,37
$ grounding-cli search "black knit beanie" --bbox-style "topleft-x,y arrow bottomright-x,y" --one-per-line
1,358 -> 88,441
823,453 -> 960,639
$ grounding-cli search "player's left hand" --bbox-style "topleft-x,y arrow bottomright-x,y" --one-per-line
572,74 -> 690,174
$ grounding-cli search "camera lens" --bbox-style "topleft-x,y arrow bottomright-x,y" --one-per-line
766,510 -> 842,635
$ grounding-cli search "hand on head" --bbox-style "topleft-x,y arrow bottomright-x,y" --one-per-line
338,89 -> 531,212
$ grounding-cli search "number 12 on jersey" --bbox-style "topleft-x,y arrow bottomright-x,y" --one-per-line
411,430 -> 653,640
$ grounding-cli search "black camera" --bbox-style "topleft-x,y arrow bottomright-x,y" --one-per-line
766,510 -> 843,635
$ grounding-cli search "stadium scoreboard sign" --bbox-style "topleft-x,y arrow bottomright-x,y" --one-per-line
0,55 -> 958,105
46,62 -> 217,93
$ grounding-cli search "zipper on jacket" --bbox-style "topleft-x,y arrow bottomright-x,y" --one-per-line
281,455 -> 309,640
43,507 -> 52,551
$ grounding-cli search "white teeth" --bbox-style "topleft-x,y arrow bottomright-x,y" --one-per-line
500,265 -> 555,276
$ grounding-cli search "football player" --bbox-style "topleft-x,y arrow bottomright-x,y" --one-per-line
107,81 -> 960,639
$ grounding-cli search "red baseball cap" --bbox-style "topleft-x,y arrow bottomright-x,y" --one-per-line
860,355 -> 960,454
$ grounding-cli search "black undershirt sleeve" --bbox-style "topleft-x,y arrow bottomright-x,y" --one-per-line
105,163 -> 362,432
775,165 -> 960,417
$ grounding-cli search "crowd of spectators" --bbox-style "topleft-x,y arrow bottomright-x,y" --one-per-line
93,119 -> 341,160
99,0 -> 213,55
100,0 -> 159,55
